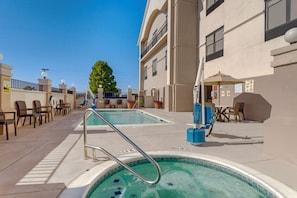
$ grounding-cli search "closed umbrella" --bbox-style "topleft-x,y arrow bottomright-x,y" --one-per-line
204,71 -> 243,105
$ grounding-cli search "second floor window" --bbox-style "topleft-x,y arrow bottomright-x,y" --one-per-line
206,0 -> 224,15
265,0 -> 297,41
152,59 -> 157,76
206,26 -> 224,62
144,66 -> 148,80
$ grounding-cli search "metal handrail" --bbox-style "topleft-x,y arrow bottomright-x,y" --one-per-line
83,108 -> 161,185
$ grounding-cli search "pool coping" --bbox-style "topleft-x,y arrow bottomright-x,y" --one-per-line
59,151 -> 297,198
73,109 -> 172,131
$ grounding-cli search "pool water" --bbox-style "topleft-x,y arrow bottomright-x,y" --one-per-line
87,158 -> 270,198
86,110 -> 167,125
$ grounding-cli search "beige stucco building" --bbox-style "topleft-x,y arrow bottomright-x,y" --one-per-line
138,0 -> 199,112
139,0 -> 297,165
138,0 -> 296,111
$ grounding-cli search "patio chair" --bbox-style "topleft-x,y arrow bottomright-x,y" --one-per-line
116,99 -> 122,108
33,100 -> 52,122
226,102 -> 245,122
32,100 -> 48,128
55,99 -> 63,115
0,110 -> 17,140
15,100 -> 34,126
61,99 -> 71,115
55,100 -> 65,115
104,99 -> 110,108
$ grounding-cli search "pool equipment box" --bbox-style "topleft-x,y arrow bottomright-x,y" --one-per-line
187,128 -> 205,144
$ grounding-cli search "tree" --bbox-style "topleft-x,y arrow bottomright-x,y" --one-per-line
89,61 -> 117,94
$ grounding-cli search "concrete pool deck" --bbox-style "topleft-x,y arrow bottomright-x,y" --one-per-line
0,108 -> 297,197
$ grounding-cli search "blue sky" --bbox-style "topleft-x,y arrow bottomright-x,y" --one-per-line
0,0 -> 146,93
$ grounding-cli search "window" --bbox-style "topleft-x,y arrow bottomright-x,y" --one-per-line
144,66 -> 148,80
165,50 -> 167,71
206,26 -> 224,62
206,0 -> 224,15
265,0 -> 297,41
152,59 -> 157,76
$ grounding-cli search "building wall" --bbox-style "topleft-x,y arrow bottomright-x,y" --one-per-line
143,45 -> 167,99
10,89 -> 47,109
199,0 -> 287,80
139,0 -> 198,112
264,43 -> 297,164
138,0 -> 167,42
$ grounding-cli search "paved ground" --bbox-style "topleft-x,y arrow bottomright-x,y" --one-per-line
0,108 -> 297,197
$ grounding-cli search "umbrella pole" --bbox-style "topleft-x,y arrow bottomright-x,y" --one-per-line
218,83 -> 221,106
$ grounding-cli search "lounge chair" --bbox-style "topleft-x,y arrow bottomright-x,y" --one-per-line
15,100 -> 34,126
0,110 -> 17,140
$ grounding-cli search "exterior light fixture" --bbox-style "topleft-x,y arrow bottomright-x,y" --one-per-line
41,68 -> 49,79
61,79 -> 65,85
284,27 -> 297,44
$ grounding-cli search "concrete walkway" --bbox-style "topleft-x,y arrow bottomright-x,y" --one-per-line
0,108 -> 297,197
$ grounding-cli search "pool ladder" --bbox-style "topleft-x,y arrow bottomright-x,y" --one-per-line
83,108 -> 161,185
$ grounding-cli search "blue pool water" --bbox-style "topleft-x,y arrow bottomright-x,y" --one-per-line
86,110 -> 167,125
87,157 -> 275,198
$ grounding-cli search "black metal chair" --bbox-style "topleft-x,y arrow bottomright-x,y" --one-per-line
0,110 -> 17,140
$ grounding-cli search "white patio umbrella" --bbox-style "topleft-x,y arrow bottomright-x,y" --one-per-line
204,71 -> 243,105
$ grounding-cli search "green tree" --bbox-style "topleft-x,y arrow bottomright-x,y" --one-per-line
89,61 -> 117,94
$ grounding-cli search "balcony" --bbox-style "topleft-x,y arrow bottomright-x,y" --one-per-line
141,22 -> 167,58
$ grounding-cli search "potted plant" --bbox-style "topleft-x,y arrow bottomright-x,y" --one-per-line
154,95 -> 163,109
154,100 -> 163,109
127,100 -> 135,109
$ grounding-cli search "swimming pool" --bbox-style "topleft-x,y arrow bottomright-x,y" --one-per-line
77,109 -> 169,129
61,152 -> 296,198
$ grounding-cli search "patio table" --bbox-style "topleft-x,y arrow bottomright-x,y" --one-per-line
215,105 -> 230,122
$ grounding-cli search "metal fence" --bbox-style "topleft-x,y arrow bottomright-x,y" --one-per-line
11,78 -> 63,93
11,79 -> 39,90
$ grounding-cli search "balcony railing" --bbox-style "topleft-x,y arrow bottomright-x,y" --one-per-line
141,22 -> 168,58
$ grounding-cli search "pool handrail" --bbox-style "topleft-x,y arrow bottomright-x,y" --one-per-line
83,108 -> 161,185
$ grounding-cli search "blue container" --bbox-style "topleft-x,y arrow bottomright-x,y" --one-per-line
187,128 -> 205,144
